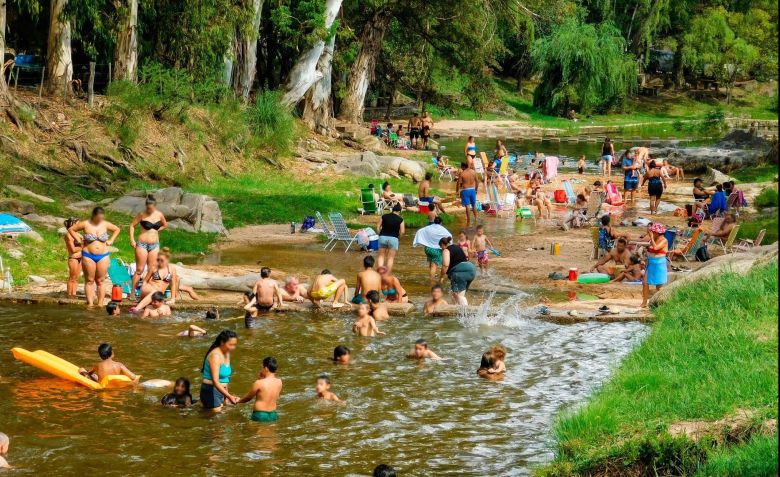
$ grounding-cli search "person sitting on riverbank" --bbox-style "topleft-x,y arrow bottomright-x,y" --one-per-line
418,172 -> 445,214
309,270 -> 348,309
352,303 -> 385,337
333,345 -> 350,364
238,357 -> 283,423
178,324 -> 207,337
366,290 -> 390,320
142,292 -> 172,318
161,377 -> 194,408
79,343 -> 139,383
704,213 -> 737,244
249,267 -> 284,312
408,339 -> 442,360
353,256 -> 382,304
598,215 -> 619,253
562,193 -> 588,230
611,255 -> 644,283
591,238 -> 631,276
281,276 -> 308,303
424,285 -> 448,315
378,267 -> 408,303
382,182 -> 404,210
0,432 -> 9,469
315,374 -> 341,402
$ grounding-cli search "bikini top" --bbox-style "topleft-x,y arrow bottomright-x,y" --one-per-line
140,220 -> 162,230
84,232 -> 109,244
152,269 -> 172,283
647,240 -> 668,255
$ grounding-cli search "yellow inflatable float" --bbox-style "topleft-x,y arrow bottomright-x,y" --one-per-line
11,347 -> 138,390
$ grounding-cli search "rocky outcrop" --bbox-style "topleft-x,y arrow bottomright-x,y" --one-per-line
107,187 -> 226,234
5,186 -> 55,203
330,151 -> 426,182
0,198 -> 35,215
650,130 -> 775,173
174,265 -> 256,291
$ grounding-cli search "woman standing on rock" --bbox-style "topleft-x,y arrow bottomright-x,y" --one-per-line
63,218 -> 82,298
68,207 -> 120,306
641,223 -> 668,308
129,195 -> 168,296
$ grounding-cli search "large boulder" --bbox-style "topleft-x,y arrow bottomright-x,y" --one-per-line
649,131 -> 774,173
6,185 -> 55,203
335,152 -> 381,177
376,155 -> 426,182
108,188 -> 226,234
108,196 -> 146,216
0,198 -> 34,215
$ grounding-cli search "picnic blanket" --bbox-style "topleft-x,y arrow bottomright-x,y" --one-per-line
0,214 -> 32,235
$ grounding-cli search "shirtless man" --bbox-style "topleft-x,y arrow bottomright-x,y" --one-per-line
366,290 -> 389,320
142,292 -> 171,318
281,276 -> 309,303
78,343 -> 139,383
423,285 -> 448,315
407,113 -> 422,149
353,255 -> 382,304
421,111 -> 434,149
352,303 -> 385,337
309,269 -> 348,308
591,237 -> 631,276
408,339 -> 442,360
418,172 -> 445,213
239,356 -> 283,422
456,162 -> 479,227
250,267 -> 284,312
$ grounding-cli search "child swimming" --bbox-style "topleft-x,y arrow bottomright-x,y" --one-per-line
332,345 -> 350,364
238,357 -> 283,422
487,345 -> 506,374
366,290 -> 389,320
177,324 -> 208,337
142,292 -> 171,318
408,339 -> 442,360
160,377 -> 194,407
471,225 -> 495,273
106,301 -> 121,316
315,374 -> 341,402
352,303 -> 385,337
78,343 -> 139,383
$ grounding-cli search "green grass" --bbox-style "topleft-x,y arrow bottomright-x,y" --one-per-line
730,164 -> 778,184
399,211 -> 455,229
754,187 -> 779,209
737,214 -> 778,245
538,261 -> 778,476
693,433 -> 778,477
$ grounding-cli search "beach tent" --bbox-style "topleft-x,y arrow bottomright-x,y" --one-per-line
0,214 -> 32,236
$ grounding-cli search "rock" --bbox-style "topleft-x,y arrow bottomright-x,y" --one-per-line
174,265 -> 257,291
110,188 -> 225,233
701,167 -> 735,185
166,218 -> 196,232
108,196 -> 147,216
6,185 -> 55,203
23,214 -> 66,227
7,249 -> 24,259
396,158 -> 426,182
67,200 -> 97,211
649,131 -> 773,173
21,230 -> 43,242
157,203 -> 193,220
27,275 -> 46,284
200,200 -> 225,233
0,198 -> 34,215
99,198 -> 114,205
154,187 -> 184,204
57,226 -> 67,235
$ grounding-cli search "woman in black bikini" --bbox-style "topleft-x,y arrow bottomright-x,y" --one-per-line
641,160 -> 667,215
129,195 -> 168,294
68,207 -> 120,306
63,218 -> 82,298
132,247 -> 179,311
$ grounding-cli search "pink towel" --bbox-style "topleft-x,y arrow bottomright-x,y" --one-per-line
544,156 -> 559,182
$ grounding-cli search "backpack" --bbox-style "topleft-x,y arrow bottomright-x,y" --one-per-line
695,244 -> 710,262
300,215 -> 316,232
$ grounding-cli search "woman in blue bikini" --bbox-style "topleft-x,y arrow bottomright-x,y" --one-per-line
68,207 -> 120,306
129,195 -> 168,294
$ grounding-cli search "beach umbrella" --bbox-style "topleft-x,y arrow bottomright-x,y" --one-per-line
0,213 -> 32,236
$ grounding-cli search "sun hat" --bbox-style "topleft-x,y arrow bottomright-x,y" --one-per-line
649,222 -> 666,234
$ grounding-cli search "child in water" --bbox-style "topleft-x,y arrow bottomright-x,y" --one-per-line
106,301 -> 121,316
471,225 -> 495,273
160,377 -> 194,407
366,290 -> 389,320
333,345 -> 350,364
177,324 -> 208,337
142,292 -> 171,318
577,155 -> 586,174
315,374 -> 341,402
352,303 -> 385,337
487,345 -> 506,374
408,339 -> 442,360
458,231 -> 471,259
78,343 -> 139,383
0,432 -> 9,469
238,357 -> 283,422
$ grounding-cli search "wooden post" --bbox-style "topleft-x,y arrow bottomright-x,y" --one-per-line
38,66 -> 45,97
12,66 -> 17,89
107,63 -> 111,85
88,61 -> 95,107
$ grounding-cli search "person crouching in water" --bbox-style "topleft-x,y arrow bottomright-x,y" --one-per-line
161,377 -> 194,407
366,290 -> 389,320
315,374 -> 341,402
238,357 -> 283,422
142,292 -> 171,318
352,303 -> 385,337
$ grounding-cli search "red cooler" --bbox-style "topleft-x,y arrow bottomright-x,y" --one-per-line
568,268 -> 578,281
111,284 -> 123,302
418,201 -> 430,214
554,189 -> 567,203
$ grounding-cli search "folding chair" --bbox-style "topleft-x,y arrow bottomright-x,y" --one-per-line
327,213 -> 358,252
584,191 -> 606,225
108,258 -> 133,296
432,156 -> 454,182
733,229 -> 766,252
316,211 -> 337,250
711,224 -> 741,253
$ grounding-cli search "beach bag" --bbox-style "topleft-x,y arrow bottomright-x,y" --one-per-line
300,215 -> 316,232
403,194 -> 418,207
695,244 -> 710,262
553,190 -> 567,203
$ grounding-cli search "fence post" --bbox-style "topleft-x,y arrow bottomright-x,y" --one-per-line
88,61 -> 95,107
38,66 -> 45,97
13,66 -> 17,90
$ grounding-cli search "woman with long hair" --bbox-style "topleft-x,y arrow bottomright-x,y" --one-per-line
63,218 -> 82,297
68,207 -> 120,306
129,195 -> 167,294
200,330 -> 239,411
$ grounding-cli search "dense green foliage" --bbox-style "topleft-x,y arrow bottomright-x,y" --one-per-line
539,260 -> 779,475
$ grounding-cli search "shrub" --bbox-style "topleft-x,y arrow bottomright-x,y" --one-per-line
754,187 -> 778,209
246,90 -> 296,155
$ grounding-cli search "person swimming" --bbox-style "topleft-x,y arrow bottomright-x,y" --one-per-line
366,290 -> 389,320
141,292 -> 171,318
177,324 -> 208,337
78,343 -> 139,383
315,374 -> 341,402
160,377 -> 194,408
106,301 -> 121,316
408,339 -> 442,360
333,345 -> 350,364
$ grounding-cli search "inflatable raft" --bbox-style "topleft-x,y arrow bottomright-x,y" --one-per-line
11,347 -> 137,390
577,273 -> 611,284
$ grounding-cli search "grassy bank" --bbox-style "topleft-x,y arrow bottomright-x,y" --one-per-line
538,260 -> 778,476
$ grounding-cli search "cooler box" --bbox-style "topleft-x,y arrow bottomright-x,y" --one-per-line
418,201 -> 430,214
368,235 -> 379,251
554,189 -> 567,203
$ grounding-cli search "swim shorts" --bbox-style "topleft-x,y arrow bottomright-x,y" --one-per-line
378,236 -> 399,250
461,188 -> 477,207
311,282 -> 339,300
476,250 -> 488,265
409,128 -> 420,139
424,246 -> 442,265
251,410 -> 279,422
623,176 -> 638,191
351,295 -> 365,305
448,261 -> 477,293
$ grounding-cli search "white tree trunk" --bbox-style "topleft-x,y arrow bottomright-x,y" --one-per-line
113,0 -> 138,82
280,0 -> 341,108
301,34 -> 335,134
337,8 -> 391,124
45,0 -> 73,95
230,0 -> 264,100
0,0 -> 6,92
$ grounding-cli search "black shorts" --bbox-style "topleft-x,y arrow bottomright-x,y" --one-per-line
648,181 -> 663,198
409,128 -> 420,139
200,383 -> 225,409
578,167 -> 584,174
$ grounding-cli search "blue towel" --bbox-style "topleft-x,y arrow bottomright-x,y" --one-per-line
709,191 -> 727,216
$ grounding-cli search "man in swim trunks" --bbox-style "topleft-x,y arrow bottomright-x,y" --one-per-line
142,292 -> 171,318
353,255 -> 382,304
78,343 -> 139,383
423,285 -> 448,315
309,269 -> 348,309
238,356 -> 282,422
366,290 -> 389,320
407,113 -> 422,149
456,162 -> 479,227
251,267 -> 284,312
281,275 -> 309,303
591,237 -> 631,276
421,111 -> 434,149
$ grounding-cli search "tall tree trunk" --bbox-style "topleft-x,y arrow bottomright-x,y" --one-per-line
281,0 -> 342,107
45,0 -> 73,95
672,38 -> 684,89
113,0 -> 138,82
301,34 -> 335,134
0,0 -> 6,92
230,0 -> 264,100
336,8 -> 392,124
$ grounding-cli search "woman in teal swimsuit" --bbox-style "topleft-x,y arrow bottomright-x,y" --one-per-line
68,207 -> 120,306
200,330 -> 239,411
378,266 -> 408,303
